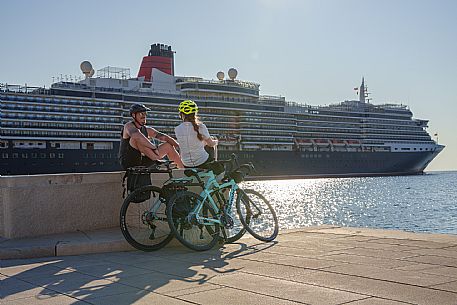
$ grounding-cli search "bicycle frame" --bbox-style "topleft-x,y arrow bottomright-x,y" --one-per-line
172,171 -> 240,228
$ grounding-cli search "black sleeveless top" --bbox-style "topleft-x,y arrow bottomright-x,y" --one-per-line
118,123 -> 150,170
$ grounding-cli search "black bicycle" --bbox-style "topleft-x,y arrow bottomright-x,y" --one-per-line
120,162 -> 176,251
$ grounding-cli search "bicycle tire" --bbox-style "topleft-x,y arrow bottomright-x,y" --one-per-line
236,188 -> 279,242
120,185 -> 173,251
217,189 -> 249,243
167,191 -> 220,251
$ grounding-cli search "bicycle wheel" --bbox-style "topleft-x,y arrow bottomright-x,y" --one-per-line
211,189 -> 248,243
236,188 -> 279,242
120,185 -> 173,251
167,191 -> 220,251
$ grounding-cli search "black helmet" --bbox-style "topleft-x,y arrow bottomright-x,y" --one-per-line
129,104 -> 151,115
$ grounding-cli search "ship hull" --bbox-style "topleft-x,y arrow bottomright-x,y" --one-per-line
221,150 -> 441,179
1,143 -> 441,178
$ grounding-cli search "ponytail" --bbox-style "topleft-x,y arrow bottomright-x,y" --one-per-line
185,113 -> 203,141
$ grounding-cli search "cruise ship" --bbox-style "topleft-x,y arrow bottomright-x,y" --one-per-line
0,43 -> 444,177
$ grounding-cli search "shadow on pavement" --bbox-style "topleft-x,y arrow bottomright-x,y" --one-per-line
1,240 -> 277,304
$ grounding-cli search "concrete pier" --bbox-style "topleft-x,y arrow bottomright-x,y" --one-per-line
2,226 -> 457,304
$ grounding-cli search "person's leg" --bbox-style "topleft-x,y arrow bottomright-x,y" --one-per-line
129,135 -> 160,161
129,133 -> 184,168
155,142 -> 184,168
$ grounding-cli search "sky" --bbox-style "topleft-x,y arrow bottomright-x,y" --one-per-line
1,0 -> 456,171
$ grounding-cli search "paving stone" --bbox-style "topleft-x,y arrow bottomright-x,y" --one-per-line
208,272 -> 366,305
179,286 -> 305,305
239,251 -> 343,269
66,262 -> 156,279
368,238 -> 454,249
221,258 -> 318,278
106,271 -> 223,296
395,264 -> 457,278
402,255 -> 457,268
343,297 -> 413,304
0,264 -> 67,279
320,253 -> 414,269
290,270 -> 457,305
18,272 -> 140,300
429,279 -> 457,293
404,248 -> 457,259
83,290 -> 193,305
1,294 -> 91,304
1,278 -> 59,301
321,263 -> 453,286
3,227 -> 457,305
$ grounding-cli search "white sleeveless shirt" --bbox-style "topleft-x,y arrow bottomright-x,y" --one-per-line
175,122 -> 211,167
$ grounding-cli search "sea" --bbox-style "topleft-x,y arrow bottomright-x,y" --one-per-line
242,171 -> 457,235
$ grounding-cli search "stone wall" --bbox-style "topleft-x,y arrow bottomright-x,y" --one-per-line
0,171 -> 175,239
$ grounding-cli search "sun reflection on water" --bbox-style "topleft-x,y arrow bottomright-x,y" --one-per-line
241,172 -> 457,234
242,178 -> 352,229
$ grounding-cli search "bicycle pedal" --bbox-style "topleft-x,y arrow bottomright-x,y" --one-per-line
218,236 -> 226,245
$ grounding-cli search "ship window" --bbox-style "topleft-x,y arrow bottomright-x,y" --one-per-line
13,153 -> 19,158
58,153 -> 64,158
40,153 -> 46,158
22,153 -> 28,159
50,153 -> 55,158
32,153 -> 37,158
2,153 -> 8,158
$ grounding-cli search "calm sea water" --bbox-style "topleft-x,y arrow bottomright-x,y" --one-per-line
242,171 -> 457,235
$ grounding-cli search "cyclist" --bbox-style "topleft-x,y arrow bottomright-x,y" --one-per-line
119,103 -> 184,169
174,100 -> 220,171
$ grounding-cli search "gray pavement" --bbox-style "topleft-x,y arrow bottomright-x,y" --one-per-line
2,226 -> 457,305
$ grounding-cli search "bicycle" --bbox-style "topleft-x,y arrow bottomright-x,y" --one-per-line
166,155 -> 279,251
119,158 -> 248,251
120,162 -> 177,251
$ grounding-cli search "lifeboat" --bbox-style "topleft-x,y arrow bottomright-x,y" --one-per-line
346,140 -> 361,146
330,139 -> 346,146
294,138 -> 313,145
313,139 -> 330,146
218,135 -> 239,145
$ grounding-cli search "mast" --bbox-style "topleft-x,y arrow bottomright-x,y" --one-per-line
359,77 -> 365,103
358,77 -> 371,103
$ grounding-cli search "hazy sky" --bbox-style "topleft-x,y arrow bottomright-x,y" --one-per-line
1,0 -> 456,171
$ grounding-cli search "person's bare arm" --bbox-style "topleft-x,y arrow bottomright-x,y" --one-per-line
148,127 -> 179,148
204,136 -> 218,147
125,122 -> 156,149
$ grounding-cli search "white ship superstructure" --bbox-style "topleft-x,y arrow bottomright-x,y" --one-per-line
0,44 -> 444,176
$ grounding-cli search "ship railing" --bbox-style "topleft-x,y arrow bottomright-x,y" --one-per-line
2,82 -> 285,108
0,83 -> 46,94
176,77 -> 260,89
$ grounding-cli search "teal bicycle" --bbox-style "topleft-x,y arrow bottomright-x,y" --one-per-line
166,155 -> 279,251
120,157 -> 252,251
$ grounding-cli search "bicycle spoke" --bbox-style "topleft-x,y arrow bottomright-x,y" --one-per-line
236,189 -> 278,242
167,191 -> 220,251
120,186 -> 173,251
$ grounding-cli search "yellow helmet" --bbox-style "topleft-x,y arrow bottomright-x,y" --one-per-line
178,100 -> 198,115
